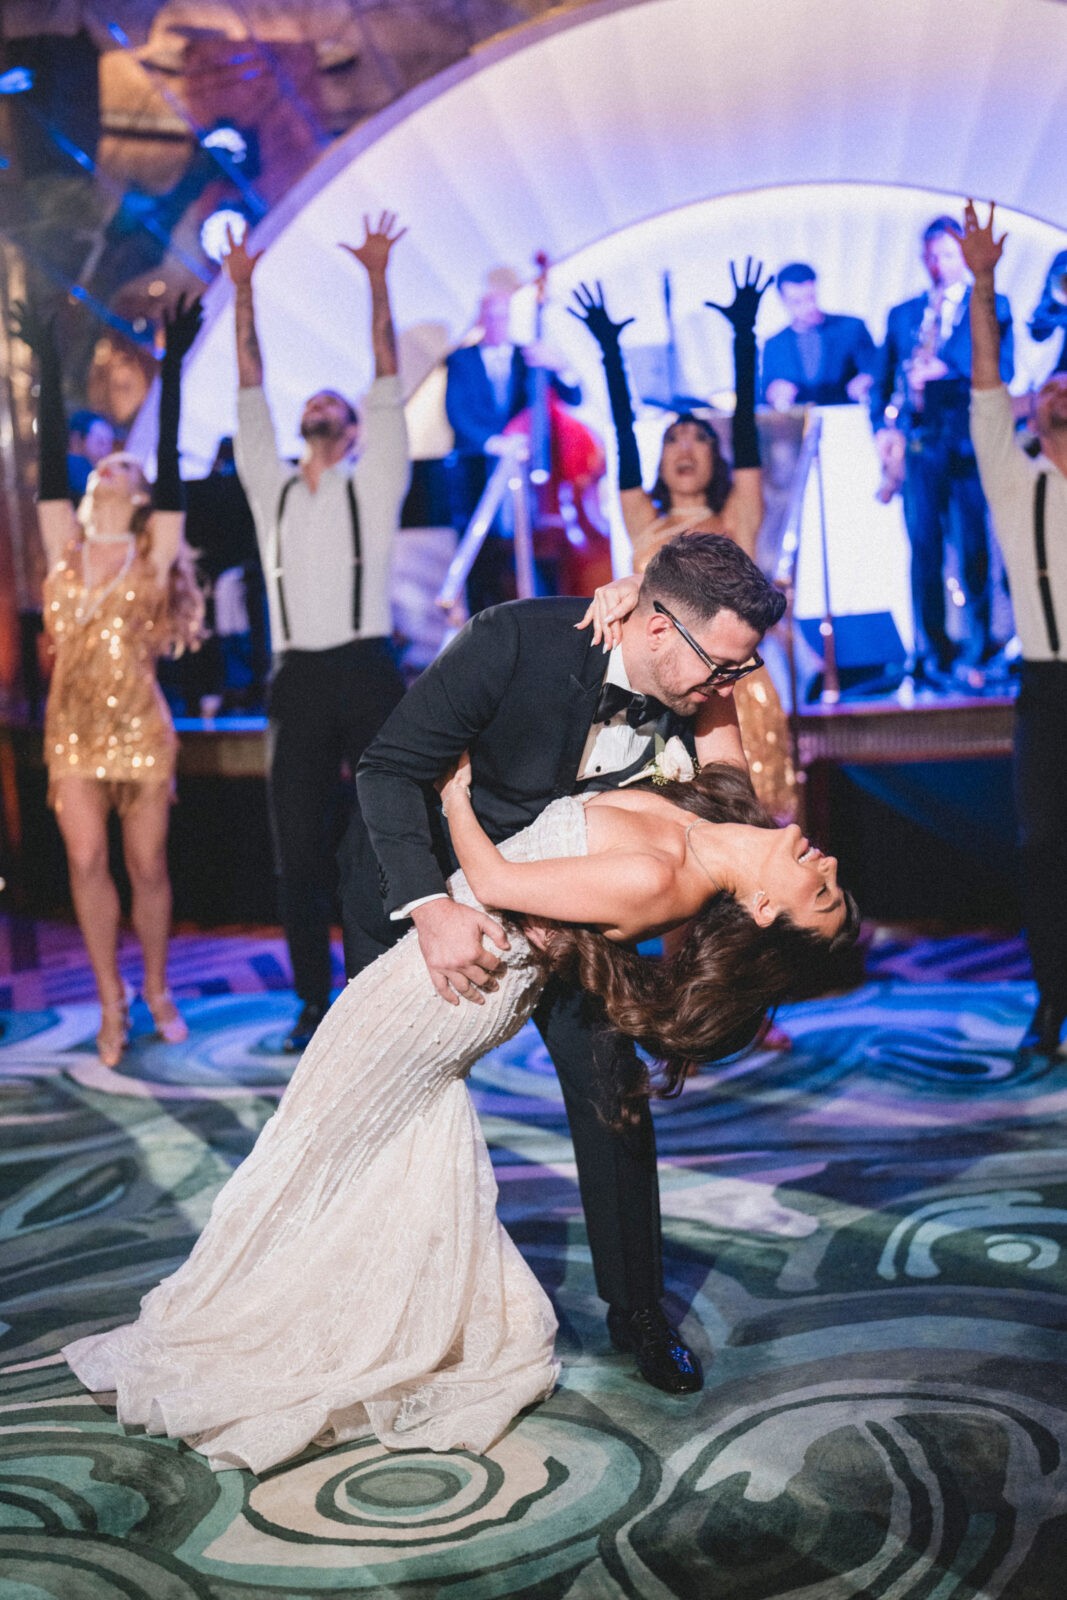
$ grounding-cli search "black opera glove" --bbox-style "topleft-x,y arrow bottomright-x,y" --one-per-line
568,281 -> 635,352
12,299 -> 70,503
10,299 -> 60,368
155,294 -> 202,513
569,283 -> 643,493
161,292 -> 204,368
704,257 -> 774,342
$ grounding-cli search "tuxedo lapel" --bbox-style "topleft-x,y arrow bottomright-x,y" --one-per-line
599,738 -> 658,787
577,710 -> 695,792
556,632 -> 610,792
662,708 -> 698,754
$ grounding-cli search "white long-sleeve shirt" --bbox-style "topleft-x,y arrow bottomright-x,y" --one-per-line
970,385 -> 1067,661
235,377 -> 410,651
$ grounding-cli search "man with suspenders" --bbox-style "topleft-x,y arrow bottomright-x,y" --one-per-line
964,201 -> 1067,1057
225,214 -> 410,1052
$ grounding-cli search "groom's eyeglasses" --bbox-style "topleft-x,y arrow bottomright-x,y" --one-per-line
652,601 -> 763,687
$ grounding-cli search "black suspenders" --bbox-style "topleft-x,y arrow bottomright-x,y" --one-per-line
1034,472 -> 1060,658
274,475 -> 363,646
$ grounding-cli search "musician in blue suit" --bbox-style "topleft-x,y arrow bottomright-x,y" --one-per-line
871,216 -> 1014,683
761,264 -> 877,409
445,290 -> 581,612
1028,248 -> 1067,376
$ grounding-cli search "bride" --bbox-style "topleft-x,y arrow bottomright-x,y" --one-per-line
64,755 -> 856,1473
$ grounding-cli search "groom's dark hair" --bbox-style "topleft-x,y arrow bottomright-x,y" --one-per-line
640,532 -> 786,635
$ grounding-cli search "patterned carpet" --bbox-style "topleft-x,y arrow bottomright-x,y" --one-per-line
1,922 -> 1065,1599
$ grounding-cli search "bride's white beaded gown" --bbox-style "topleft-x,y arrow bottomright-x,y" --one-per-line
64,798 -> 591,1473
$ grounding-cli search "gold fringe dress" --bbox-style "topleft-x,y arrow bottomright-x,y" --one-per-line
44,543 -> 178,815
630,510 -> 798,824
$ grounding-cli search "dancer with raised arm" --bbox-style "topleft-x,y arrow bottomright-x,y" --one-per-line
65,733 -> 855,1471
225,213 -> 410,1054
13,296 -> 204,1068
963,200 -> 1067,1057
571,268 -> 797,825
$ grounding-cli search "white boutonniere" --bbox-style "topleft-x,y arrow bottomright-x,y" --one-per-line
619,734 -> 697,787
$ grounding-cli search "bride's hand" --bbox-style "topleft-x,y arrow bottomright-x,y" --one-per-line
437,751 -> 473,815
576,573 -> 642,649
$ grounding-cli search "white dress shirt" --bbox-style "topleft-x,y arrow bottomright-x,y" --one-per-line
235,377 -> 409,652
480,343 -> 513,413
576,644 -> 659,779
937,280 -> 967,344
970,385 -> 1067,661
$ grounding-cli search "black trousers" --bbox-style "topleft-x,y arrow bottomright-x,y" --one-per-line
1014,661 -> 1067,1017
338,805 -> 663,1310
902,426 -> 993,668
269,639 -> 405,1011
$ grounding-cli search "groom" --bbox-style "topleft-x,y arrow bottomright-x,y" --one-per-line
339,532 -> 785,1392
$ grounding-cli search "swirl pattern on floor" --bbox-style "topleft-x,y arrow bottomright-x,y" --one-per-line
1,930 -> 1066,1597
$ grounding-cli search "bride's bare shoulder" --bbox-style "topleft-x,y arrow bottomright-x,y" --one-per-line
583,790 -> 689,859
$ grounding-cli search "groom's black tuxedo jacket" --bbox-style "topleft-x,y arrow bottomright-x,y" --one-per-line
356,597 -> 694,916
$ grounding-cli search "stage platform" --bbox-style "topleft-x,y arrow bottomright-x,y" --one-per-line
166,686 -> 1019,779
0,683 -> 1019,785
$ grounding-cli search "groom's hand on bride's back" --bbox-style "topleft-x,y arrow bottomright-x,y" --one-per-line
411,898 -> 509,1005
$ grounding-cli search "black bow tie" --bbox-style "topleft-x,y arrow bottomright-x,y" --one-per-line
594,681 -> 669,729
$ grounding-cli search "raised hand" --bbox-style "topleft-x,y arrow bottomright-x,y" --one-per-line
960,200 -> 1006,280
10,299 -> 59,364
705,258 -> 774,337
339,210 -> 407,277
576,573 -> 642,650
568,281 -> 635,349
162,292 -> 203,364
222,224 -> 264,288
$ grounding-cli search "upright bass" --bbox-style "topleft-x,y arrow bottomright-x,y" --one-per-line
503,252 -> 614,595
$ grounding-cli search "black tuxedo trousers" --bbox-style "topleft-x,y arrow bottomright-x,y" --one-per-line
337,599 -> 697,1310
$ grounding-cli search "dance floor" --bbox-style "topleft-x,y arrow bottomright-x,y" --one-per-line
1,919 -> 1065,1598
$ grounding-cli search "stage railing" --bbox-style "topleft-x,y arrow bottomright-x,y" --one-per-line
773,407 -> 836,810
435,438 -> 536,613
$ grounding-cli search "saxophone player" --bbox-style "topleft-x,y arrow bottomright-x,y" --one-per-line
1029,249 -> 1067,377
871,215 -> 1014,685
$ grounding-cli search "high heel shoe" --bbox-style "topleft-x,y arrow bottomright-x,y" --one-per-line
96,995 -> 130,1069
143,988 -> 189,1044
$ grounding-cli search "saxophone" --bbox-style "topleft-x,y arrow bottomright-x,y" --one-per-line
875,289 -> 944,502
904,288 -> 945,413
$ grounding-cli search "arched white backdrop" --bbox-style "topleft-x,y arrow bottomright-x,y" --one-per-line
141,0 -> 1067,636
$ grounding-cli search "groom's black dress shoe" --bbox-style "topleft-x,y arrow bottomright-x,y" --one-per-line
1018,1000 -> 1066,1058
607,1304 -> 704,1394
282,1002 -> 327,1054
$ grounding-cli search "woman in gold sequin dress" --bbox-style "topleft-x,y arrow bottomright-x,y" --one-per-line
15,298 -> 204,1068
570,270 -> 798,827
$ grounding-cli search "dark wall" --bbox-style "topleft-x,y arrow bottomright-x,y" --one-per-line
823,759 -> 1019,926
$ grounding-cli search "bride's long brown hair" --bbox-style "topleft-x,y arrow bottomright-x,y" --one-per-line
526,764 -> 860,1125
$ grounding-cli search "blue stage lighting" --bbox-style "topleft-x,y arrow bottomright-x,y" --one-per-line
202,125 -> 248,165
0,68 -> 34,95
200,208 -> 249,264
